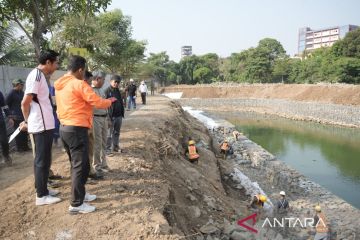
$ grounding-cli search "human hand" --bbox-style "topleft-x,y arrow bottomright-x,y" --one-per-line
109,97 -> 117,103
8,118 -> 14,127
19,121 -> 28,131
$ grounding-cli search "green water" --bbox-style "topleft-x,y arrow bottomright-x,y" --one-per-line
210,111 -> 360,209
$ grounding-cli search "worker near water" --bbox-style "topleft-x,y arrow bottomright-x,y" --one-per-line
313,205 -> 330,240
276,191 -> 289,214
185,139 -> 200,164
232,130 -> 242,141
249,194 -> 267,209
219,139 -> 234,159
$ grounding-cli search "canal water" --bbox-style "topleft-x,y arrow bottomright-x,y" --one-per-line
207,111 -> 360,209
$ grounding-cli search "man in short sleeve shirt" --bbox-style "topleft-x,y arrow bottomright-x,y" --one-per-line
21,50 -> 61,206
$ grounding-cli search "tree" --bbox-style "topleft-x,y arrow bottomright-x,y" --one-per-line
0,0 -> 111,58
179,55 -> 202,84
146,52 -> 170,86
334,57 -> 360,84
273,57 -> 291,83
193,67 -> 213,83
332,28 -> 360,58
0,23 -> 34,66
91,10 -> 145,75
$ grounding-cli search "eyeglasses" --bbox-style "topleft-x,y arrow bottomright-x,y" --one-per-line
114,81 -> 120,84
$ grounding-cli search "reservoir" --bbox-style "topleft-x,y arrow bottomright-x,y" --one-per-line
208,111 -> 360,209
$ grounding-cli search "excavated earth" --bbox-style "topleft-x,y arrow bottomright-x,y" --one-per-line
1,82 -> 359,239
0,96 -> 258,240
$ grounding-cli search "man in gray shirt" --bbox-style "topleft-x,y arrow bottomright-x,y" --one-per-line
91,71 -> 111,174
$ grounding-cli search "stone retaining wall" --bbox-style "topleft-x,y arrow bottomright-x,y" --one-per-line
211,126 -> 360,239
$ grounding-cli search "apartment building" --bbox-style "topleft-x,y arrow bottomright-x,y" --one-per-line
298,25 -> 358,54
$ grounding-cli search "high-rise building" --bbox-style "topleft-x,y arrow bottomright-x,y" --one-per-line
181,46 -> 192,58
298,25 -> 358,54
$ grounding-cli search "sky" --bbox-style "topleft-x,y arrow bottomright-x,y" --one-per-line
108,0 -> 360,62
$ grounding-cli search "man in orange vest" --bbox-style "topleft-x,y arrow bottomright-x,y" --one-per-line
185,140 -> 199,164
220,139 -> 234,159
313,205 -> 330,240
249,194 -> 267,209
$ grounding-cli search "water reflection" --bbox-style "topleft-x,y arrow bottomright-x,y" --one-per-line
208,111 -> 360,209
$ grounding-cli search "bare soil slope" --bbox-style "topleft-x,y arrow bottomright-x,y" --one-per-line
0,96 -> 248,240
161,84 -> 360,105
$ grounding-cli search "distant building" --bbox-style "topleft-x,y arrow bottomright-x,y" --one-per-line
181,46 -> 192,58
298,25 -> 358,54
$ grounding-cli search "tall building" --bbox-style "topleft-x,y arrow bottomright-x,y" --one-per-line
181,46 -> 192,58
298,25 -> 358,54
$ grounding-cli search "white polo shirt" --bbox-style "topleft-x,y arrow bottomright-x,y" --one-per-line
25,68 -> 55,133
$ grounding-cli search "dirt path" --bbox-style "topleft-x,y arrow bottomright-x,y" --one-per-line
0,96 -> 250,240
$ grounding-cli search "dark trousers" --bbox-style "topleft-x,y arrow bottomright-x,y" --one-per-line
107,116 -> 122,151
13,119 -> 29,151
141,92 -> 146,104
33,130 -> 53,197
60,126 -> 89,207
0,120 -> 9,157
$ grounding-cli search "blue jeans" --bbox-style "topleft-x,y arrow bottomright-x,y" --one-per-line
127,96 -> 136,110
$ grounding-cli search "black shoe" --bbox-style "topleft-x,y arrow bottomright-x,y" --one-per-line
48,180 -> 61,188
89,171 -> 104,180
4,156 -> 12,166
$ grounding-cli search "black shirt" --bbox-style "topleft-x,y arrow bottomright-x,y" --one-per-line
104,86 -> 124,118
5,89 -> 24,120
127,84 -> 137,97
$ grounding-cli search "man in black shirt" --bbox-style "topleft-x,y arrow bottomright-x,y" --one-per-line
105,75 -> 124,153
127,78 -> 137,110
6,79 -> 29,151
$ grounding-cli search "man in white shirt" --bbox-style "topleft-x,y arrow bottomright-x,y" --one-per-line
21,50 -> 61,206
139,80 -> 148,105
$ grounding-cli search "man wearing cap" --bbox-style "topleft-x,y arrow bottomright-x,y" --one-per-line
313,205 -> 330,240
6,79 -> 29,152
105,75 -> 125,154
276,191 -> 289,214
139,80 -> 148,105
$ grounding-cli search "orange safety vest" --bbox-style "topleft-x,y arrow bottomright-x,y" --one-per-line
316,213 -> 329,233
188,145 -> 200,160
221,142 -> 229,151
253,195 -> 264,207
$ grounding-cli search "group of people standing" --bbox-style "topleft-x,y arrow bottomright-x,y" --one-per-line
0,49 -> 149,214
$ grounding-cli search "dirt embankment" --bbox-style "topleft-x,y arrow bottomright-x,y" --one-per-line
0,96 -> 254,240
161,84 -> 360,106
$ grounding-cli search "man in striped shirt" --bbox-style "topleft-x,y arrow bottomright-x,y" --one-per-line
21,50 -> 62,206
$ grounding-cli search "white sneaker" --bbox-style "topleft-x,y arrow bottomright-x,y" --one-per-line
36,195 -> 61,206
84,192 -> 97,202
69,202 -> 96,213
49,189 -> 60,196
